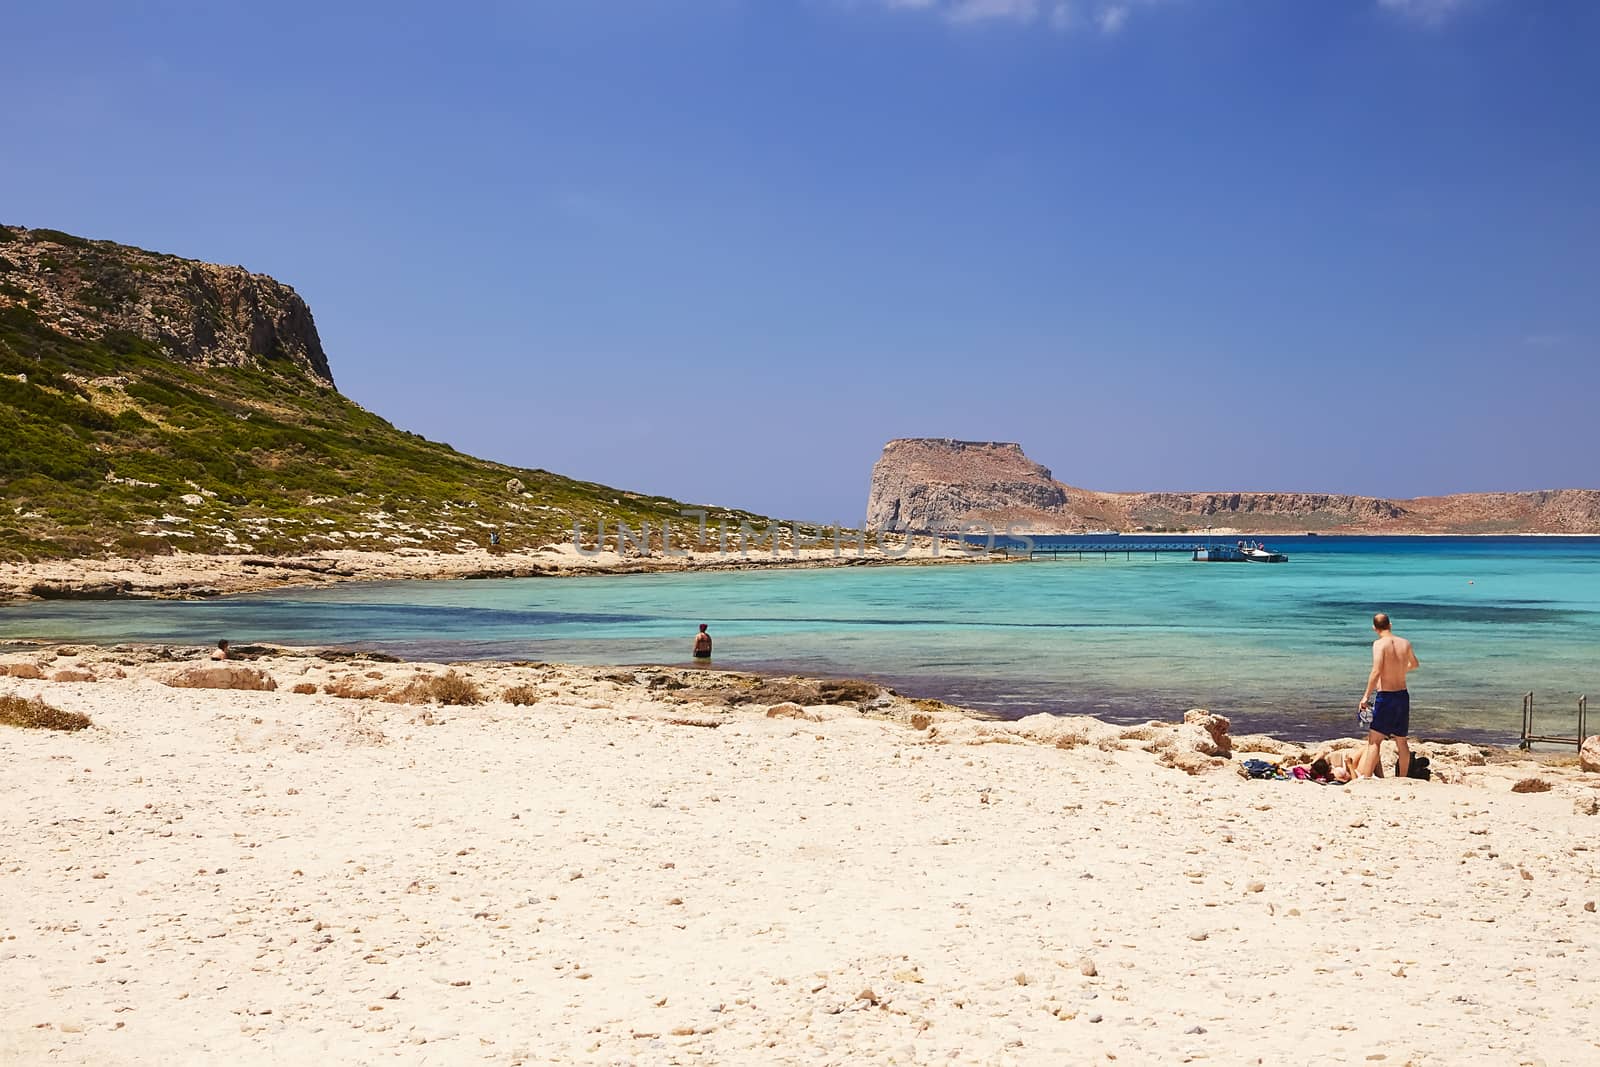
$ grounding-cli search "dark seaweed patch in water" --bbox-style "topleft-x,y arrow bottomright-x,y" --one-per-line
262,602 -> 655,627
724,617 -> 1224,630
1313,600 -> 1579,625
183,600 -> 658,630
0,599 -> 661,650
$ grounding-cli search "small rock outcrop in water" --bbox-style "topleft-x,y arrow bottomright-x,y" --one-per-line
864,438 -> 1600,534
1,224 -> 332,385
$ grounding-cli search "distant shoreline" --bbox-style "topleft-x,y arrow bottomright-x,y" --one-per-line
0,540 -> 1010,602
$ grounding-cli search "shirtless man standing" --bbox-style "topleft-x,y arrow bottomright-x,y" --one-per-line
1357,613 -> 1420,779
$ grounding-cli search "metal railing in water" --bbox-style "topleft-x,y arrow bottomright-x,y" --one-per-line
1519,691 -> 1589,750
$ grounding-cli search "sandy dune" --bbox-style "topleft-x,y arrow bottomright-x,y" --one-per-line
2,652 -> 1597,1066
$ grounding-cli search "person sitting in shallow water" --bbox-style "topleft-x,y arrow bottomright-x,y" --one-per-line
210,640 -> 230,661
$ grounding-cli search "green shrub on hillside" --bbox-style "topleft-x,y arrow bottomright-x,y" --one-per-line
0,294 -> 789,561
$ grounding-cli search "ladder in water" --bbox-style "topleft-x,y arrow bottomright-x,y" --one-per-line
1519,692 -> 1589,750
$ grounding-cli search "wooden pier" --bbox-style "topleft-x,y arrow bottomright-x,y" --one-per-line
1004,541 -> 1213,561
990,540 -> 1287,562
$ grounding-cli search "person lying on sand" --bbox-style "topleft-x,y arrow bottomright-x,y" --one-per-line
1308,754 -> 1359,783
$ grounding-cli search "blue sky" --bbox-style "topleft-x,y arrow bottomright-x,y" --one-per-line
3,0 -> 1597,522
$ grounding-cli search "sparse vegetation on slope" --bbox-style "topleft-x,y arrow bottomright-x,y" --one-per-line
0,224 -> 783,561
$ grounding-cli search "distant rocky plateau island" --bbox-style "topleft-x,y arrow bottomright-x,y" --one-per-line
866,438 -> 1600,535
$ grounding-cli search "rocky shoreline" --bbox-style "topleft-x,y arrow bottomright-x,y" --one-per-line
2,641 -> 1592,788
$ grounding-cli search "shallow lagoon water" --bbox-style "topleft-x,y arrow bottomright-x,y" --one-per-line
3,536 -> 1597,742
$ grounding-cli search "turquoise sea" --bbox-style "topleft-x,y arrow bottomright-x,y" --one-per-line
3,536 -> 1597,743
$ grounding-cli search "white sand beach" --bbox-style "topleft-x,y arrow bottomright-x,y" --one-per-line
3,649 -> 1597,1066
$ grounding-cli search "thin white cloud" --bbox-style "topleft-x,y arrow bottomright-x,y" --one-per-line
1376,0 -> 1471,25
1522,333 -> 1569,348
872,1 -> 1480,33
946,0 -> 1039,24
1097,3 -> 1129,33
873,0 -> 1153,32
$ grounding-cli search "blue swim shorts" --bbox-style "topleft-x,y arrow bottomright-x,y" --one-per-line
1369,690 -> 1410,738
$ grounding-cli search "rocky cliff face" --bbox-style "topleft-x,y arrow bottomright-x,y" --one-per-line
1129,492 -> 1408,522
1403,489 -> 1600,532
865,439 -> 1068,531
0,224 -> 333,386
866,438 -> 1600,534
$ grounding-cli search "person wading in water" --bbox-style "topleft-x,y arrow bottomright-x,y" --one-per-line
692,624 -> 713,661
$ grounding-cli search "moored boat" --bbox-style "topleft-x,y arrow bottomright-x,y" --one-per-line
1192,545 -> 1249,562
1192,540 -> 1289,563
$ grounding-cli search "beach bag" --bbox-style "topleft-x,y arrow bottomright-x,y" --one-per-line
1242,759 -> 1277,780
1406,756 -> 1431,781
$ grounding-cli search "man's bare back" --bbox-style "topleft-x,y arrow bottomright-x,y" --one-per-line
1371,632 -> 1417,692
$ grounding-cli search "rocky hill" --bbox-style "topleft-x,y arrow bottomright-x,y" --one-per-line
1,226 -> 332,385
865,440 -> 1067,531
0,223 -> 777,561
865,438 -> 1600,535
